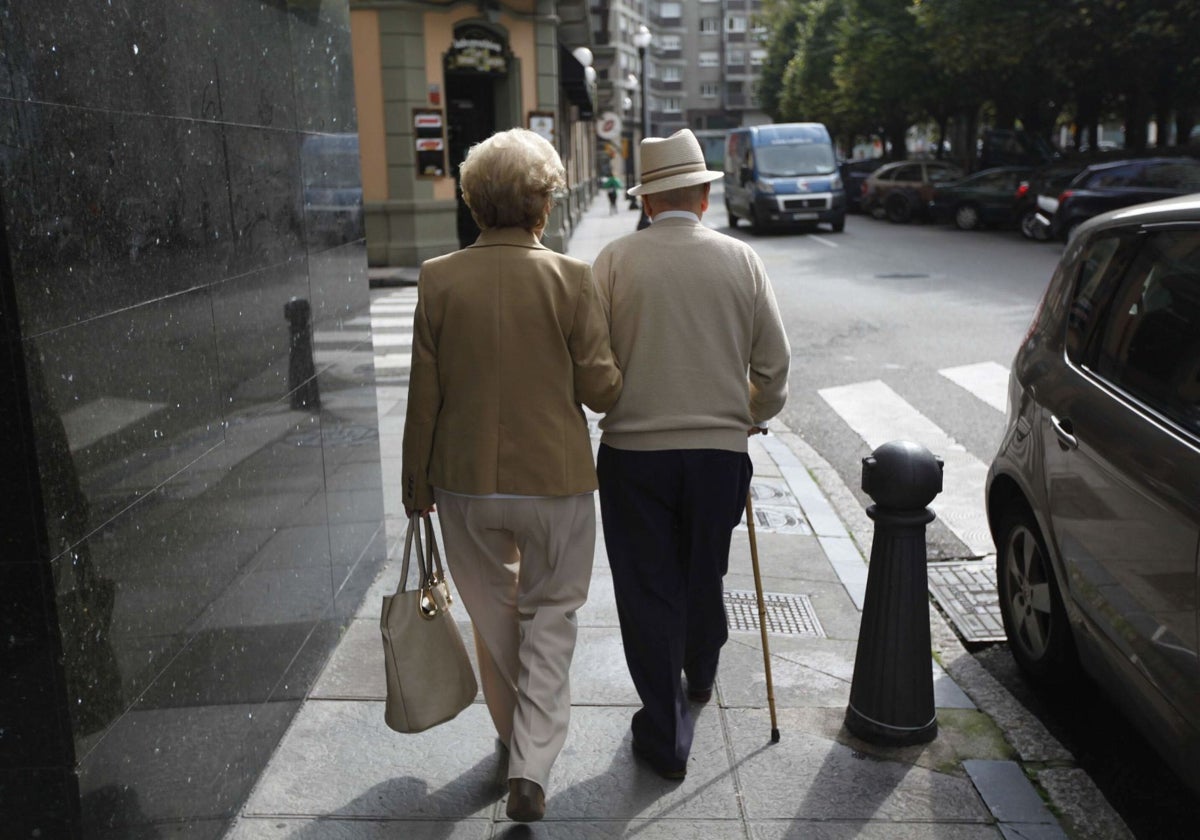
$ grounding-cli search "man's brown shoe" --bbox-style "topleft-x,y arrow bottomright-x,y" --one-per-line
506,778 -> 545,822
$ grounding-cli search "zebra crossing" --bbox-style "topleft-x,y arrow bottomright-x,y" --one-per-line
368,286 -> 418,385
820,365 -> 1010,641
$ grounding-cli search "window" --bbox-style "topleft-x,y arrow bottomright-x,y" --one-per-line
662,97 -> 682,113
1070,229 -> 1200,433
659,34 -> 681,51
727,15 -> 747,33
727,49 -> 745,66
750,49 -> 767,66
661,65 -> 681,82
699,17 -> 720,33
699,51 -> 719,67
700,83 -> 719,98
659,2 -> 682,17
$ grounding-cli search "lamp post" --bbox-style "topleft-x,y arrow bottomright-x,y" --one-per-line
633,25 -> 652,141
625,73 -> 640,209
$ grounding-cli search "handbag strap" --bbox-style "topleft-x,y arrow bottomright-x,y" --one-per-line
423,515 -> 448,586
396,514 -> 435,595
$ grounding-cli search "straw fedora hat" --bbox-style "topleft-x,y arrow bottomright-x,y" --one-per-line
628,129 -> 723,196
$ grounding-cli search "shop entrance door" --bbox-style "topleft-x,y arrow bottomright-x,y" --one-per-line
445,73 -> 496,248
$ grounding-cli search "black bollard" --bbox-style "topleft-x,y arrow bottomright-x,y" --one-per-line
844,440 -> 943,746
285,298 -> 320,410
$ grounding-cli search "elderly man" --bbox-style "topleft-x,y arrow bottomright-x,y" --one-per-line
592,129 -> 791,780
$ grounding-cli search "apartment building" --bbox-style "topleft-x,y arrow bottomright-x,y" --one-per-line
590,0 -> 769,171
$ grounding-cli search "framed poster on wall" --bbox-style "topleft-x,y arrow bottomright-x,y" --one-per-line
528,112 -> 555,145
413,108 -> 447,177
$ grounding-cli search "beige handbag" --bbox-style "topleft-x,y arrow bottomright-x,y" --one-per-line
380,514 -> 478,733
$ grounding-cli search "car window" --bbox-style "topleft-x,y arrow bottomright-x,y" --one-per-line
1086,164 -> 1141,188
1141,161 -> 1200,190
890,164 -> 922,182
1074,229 -> 1200,434
927,165 -> 962,183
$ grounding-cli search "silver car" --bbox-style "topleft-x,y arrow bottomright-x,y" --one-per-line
986,194 -> 1200,794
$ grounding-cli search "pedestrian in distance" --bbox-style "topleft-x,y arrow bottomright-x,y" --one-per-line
603,174 -> 621,215
401,128 -> 623,822
591,128 -> 791,781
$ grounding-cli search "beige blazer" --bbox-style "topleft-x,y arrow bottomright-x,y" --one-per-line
402,227 -> 622,510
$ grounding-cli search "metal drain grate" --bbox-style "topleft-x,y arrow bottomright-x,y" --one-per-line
927,561 -> 1006,643
724,590 -> 825,638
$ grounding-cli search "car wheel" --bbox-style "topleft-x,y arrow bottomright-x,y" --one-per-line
1019,209 -> 1040,240
868,201 -> 886,220
954,203 -> 980,231
885,193 -> 912,224
727,204 -> 738,228
830,212 -> 845,233
995,505 -> 1077,685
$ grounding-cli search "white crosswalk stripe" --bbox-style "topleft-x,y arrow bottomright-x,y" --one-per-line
368,287 -> 418,383
819,372 -> 1006,560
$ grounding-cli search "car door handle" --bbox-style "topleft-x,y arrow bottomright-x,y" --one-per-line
1050,415 -> 1078,450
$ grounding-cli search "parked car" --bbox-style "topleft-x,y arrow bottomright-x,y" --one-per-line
1050,156 -> 1200,240
839,157 -> 886,213
986,194 -> 1200,795
929,166 -> 1034,230
1016,163 -> 1086,241
861,159 -> 964,223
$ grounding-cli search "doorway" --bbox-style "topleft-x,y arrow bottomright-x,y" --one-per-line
445,72 -> 497,248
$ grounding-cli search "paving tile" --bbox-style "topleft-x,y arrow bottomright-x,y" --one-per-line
963,760 -> 1060,827
226,818 -> 489,839
493,819 -> 749,838
568,628 -> 639,706
544,706 -> 740,821
716,634 -> 855,710
725,708 -> 990,823
242,702 -> 505,821
751,821 -> 1002,839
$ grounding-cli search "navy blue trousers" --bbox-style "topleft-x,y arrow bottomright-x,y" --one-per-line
597,444 -> 752,772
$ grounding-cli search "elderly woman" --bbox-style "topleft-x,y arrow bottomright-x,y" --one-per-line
401,128 -> 622,822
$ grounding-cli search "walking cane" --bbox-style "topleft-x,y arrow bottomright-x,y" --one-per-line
745,485 -> 781,743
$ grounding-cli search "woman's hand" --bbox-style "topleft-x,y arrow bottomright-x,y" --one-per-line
405,505 -> 436,518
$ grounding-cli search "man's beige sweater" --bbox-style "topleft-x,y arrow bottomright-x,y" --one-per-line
592,215 -> 790,452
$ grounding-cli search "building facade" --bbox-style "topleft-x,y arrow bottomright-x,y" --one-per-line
348,0 -> 597,267
589,0 -> 769,175
2,3 -> 385,835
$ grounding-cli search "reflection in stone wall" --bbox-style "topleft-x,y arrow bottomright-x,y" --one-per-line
0,3 -> 383,837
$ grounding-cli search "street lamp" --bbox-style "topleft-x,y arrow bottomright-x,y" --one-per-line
625,73 -> 640,208
631,25 -> 652,208
633,24 -> 652,143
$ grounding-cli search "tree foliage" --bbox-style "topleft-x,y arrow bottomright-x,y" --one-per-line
755,0 -> 1200,161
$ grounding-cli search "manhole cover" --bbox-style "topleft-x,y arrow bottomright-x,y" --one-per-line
927,561 -> 1006,643
724,590 -> 825,638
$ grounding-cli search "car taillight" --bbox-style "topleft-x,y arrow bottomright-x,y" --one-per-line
1058,189 -> 1074,202
861,182 -> 869,196
1015,182 -> 1029,198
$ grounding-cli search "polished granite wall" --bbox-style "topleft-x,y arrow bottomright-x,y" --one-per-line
0,2 -> 385,837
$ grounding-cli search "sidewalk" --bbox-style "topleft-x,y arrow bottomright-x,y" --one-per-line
228,195 -> 1130,839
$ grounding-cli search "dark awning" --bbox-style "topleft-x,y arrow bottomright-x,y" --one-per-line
559,44 -> 594,119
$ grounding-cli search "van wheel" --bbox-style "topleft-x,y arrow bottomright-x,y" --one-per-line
831,213 -> 845,233
749,207 -> 764,235
726,204 -> 738,228
885,193 -> 913,224
995,505 -> 1078,686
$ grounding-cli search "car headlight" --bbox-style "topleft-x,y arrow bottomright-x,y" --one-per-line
831,174 -> 843,190
756,179 -> 775,194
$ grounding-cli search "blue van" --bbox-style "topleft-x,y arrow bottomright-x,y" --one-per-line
724,123 -> 845,233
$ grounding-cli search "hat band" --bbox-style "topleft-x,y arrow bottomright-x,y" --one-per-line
641,160 -> 706,183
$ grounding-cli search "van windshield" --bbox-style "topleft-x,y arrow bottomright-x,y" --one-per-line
756,142 -> 836,177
